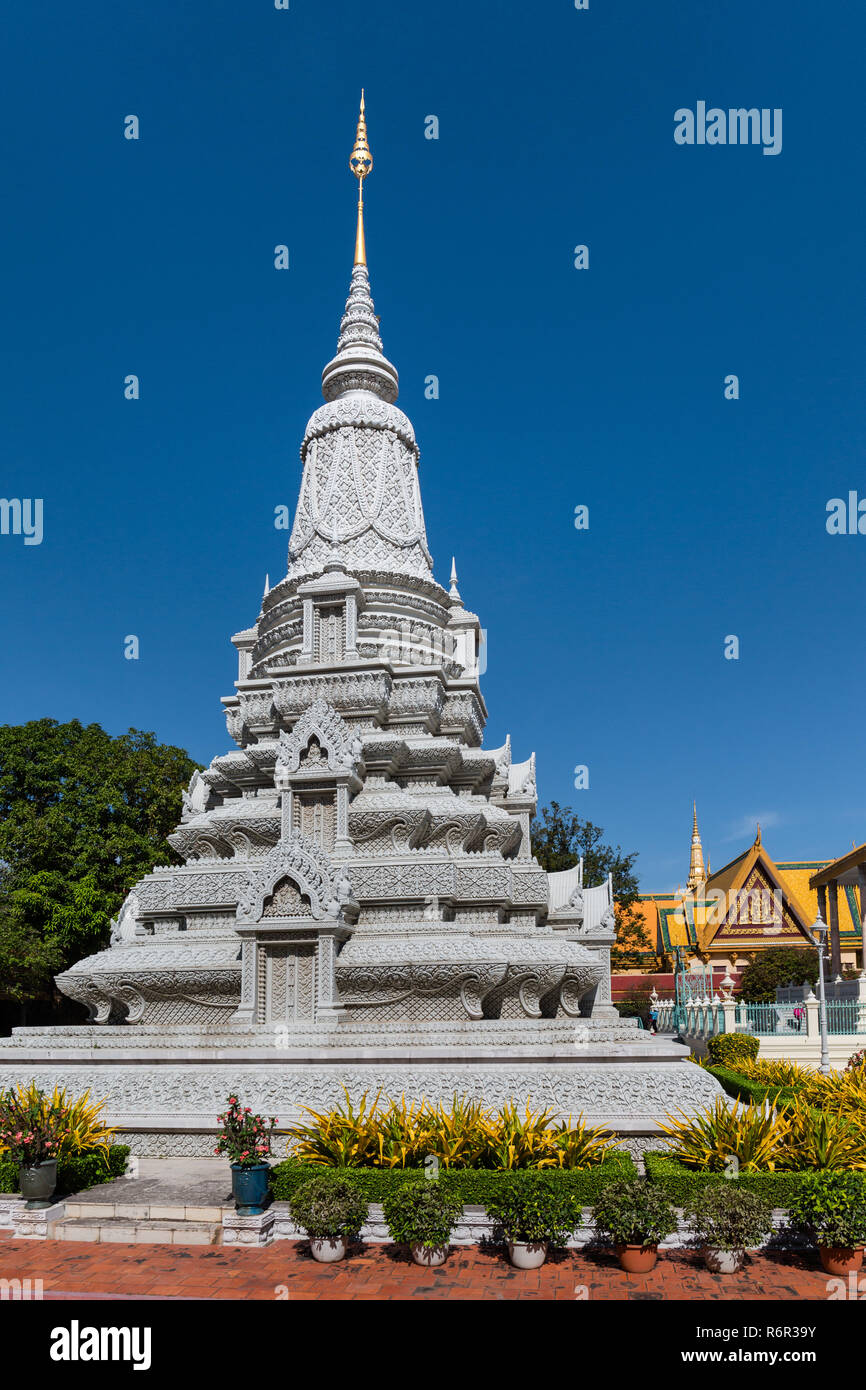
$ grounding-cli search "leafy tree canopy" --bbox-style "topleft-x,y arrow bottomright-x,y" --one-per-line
0,720 -> 199,999
530,801 -> 639,901
738,946 -> 818,1004
530,802 -> 652,970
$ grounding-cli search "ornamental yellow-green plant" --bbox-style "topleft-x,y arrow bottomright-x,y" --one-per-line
0,1082 -> 114,1162
481,1101 -> 562,1170
547,1117 -> 615,1170
779,1098 -> 866,1171
420,1097 -> 490,1169
286,1088 -> 385,1167
371,1094 -> 432,1170
807,1069 -> 866,1115
284,1090 -> 615,1170
732,1058 -> 816,1091
659,1098 -> 791,1172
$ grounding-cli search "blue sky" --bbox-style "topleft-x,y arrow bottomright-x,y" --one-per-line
1,1 -> 863,889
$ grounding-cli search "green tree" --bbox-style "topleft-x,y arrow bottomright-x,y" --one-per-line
530,801 -> 653,970
0,860 -> 63,1002
738,947 -> 818,1003
0,720 -> 199,1001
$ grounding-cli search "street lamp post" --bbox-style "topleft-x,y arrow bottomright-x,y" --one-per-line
806,910 -> 831,1075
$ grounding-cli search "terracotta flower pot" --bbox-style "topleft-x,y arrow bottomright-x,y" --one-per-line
508,1241 -> 548,1270
615,1243 -> 659,1273
310,1236 -> 346,1263
411,1243 -> 448,1267
704,1247 -> 745,1274
818,1245 -> 864,1277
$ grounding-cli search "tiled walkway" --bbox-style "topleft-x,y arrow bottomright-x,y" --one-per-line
0,1234 -> 832,1300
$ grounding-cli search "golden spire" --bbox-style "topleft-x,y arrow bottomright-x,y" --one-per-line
687,801 -> 707,892
349,90 -> 373,267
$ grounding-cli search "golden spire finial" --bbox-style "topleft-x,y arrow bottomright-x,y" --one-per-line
350,90 -> 373,266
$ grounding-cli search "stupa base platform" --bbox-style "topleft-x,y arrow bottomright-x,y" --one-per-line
0,1019 -> 723,1157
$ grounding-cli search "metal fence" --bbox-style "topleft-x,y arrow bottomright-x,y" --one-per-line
652,994 -> 866,1041
734,1002 -> 807,1036
826,1001 -> 866,1036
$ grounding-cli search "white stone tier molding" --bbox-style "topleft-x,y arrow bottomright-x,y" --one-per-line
0,1055 -> 724,1149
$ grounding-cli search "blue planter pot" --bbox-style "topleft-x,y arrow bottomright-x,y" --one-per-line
230,1162 -> 271,1215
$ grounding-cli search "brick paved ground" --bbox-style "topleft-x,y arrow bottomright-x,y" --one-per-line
0,1232 -> 832,1300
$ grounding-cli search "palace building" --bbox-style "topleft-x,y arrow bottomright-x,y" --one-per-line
630,807 -> 866,985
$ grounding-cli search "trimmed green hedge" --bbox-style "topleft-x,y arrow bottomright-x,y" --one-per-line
706,1065 -> 799,1109
643,1151 -> 866,1209
0,1145 -> 130,1196
270,1151 -> 637,1205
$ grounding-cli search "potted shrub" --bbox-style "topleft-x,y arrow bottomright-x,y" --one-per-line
0,1084 -> 65,1209
288,1175 -> 369,1262
788,1171 -> 866,1276
486,1171 -> 582,1268
592,1178 -> 677,1272
685,1183 -> 774,1273
382,1178 -> 463,1266
215,1095 -> 276,1215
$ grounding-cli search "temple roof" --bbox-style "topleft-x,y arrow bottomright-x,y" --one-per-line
635,839 -> 863,956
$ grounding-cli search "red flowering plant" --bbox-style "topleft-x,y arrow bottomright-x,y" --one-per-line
0,1085 -> 66,1168
215,1095 -> 276,1168
847,1050 -> 866,1072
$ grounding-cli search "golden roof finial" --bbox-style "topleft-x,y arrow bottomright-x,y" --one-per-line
350,90 -> 373,267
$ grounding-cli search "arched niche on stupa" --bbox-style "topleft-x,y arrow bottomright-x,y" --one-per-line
262,875 -> 312,919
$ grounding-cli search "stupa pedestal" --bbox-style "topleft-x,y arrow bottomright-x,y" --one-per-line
0,1020 -> 720,1160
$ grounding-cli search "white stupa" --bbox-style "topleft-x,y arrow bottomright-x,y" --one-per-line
0,98 -> 720,1153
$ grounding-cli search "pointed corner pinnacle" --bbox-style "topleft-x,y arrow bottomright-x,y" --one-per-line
263,574 -> 270,598
449,556 -> 462,602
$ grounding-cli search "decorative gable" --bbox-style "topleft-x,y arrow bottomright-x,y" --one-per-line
235,835 -> 355,924
275,697 -> 362,778
706,861 -> 811,945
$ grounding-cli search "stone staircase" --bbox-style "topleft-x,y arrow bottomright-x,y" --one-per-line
1,1160 -> 241,1245
53,1201 -> 231,1246
52,1166 -> 233,1245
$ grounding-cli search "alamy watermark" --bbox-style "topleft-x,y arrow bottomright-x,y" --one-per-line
1,1276 -> 44,1300
0,498 -> 42,546
674,104 -> 782,156
50,1321 -> 151,1371
826,492 -> 866,534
